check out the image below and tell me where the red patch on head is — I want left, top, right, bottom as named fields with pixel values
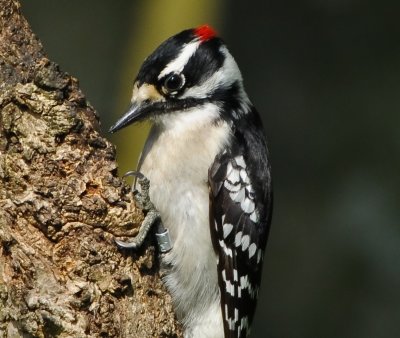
left=194, top=24, right=217, bottom=42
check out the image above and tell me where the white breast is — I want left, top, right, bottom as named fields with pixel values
left=138, top=104, right=230, bottom=336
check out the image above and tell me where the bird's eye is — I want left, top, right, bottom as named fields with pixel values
left=163, top=73, right=185, bottom=93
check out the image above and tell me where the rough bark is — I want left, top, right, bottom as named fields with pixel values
left=0, top=1, right=180, bottom=337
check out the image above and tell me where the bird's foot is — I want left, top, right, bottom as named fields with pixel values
left=115, top=171, right=172, bottom=253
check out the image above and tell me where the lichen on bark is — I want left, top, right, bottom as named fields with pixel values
left=0, top=0, right=180, bottom=337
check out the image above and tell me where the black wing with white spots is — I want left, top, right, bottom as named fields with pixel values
left=209, top=110, right=272, bottom=338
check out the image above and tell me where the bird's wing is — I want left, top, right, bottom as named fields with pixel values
left=209, top=146, right=272, bottom=338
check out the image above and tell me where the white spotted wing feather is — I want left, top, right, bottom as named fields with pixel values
left=209, top=148, right=272, bottom=338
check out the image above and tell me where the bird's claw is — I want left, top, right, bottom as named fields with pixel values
left=122, top=170, right=152, bottom=211
left=115, top=171, right=172, bottom=253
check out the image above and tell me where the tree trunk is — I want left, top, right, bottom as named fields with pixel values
left=0, top=1, right=180, bottom=337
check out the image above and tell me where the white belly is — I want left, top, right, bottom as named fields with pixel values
left=137, top=109, right=230, bottom=337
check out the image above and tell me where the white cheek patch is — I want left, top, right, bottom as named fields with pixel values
left=158, top=40, right=201, bottom=79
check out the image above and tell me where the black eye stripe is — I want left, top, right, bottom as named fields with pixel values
left=182, top=39, right=224, bottom=88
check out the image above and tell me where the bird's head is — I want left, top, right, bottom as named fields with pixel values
left=109, top=25, right=250, bottom=133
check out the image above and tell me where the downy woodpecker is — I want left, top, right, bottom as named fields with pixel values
left=110, top=25, right=272, bottom=338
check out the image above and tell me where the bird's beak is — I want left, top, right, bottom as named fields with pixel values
left=109, top=83, right=163, bottom=133
left=109, top=101, right=148, bottom=133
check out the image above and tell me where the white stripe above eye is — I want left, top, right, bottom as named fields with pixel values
left=158, top=40, right=201, bottom=79
left=180, top=46, right=245, bottom=100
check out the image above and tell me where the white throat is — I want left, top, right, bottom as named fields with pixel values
left=153, top=102, right=221, bottom=132
left=137, top=102, right=230, bottom=335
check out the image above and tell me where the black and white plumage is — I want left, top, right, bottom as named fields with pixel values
left=209, top=106, right=272, bottom=338
left=110, top=25, right=272, bottom=338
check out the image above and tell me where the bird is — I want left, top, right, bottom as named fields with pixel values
left=109, top=25, right=272, bottom=338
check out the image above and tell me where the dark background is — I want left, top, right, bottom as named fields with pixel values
left=21, top=1, right=400, bottom=337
